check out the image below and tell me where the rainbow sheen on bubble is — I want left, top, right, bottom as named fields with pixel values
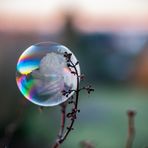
left=16, top=42, right=80, bottom=106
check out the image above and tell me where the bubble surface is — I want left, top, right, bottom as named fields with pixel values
left=16, top=42, right=80, bottom=106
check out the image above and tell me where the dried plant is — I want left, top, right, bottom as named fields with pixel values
left=52, top=52, right=94, bottom=148
left=126, top=110, right=136, bottom=148
left=80, top=140, right=95, bottom=148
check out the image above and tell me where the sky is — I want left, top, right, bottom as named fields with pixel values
left=0, top=0, right=148, bottom=33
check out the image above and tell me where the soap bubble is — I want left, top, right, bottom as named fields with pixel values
left=16, top=42, right=80, bottom=107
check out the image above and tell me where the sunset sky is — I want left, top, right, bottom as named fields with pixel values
left=0, top=0, right=148, bottom=33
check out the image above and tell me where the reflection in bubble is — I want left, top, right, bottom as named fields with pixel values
left=16, top=42, right=80, bottom=106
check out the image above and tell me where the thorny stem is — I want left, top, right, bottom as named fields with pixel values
left=52, top=53, right=80, bottom=148
left=59, top=59, right=80, bottom=143
left=52, top=104, right=67, bottom=148
left=59, top=103, right=67, bottom=139
left=126, top=110, right=136, bottom=148
left=52, top=52, right=94, bottom=148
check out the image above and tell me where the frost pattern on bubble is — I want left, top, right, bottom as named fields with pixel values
left=39, top=52, right=66, bottom=76
left=31, top=53, right=66, bottom=100
left=16, top=42, right=80, bottom=107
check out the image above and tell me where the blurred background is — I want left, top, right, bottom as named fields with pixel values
left=0, top=0, right=148, bottom=147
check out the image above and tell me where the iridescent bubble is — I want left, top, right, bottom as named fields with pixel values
left=16, top=42, right=80, bottom=106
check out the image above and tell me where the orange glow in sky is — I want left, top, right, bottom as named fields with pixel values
left=0, top=0, right=148, bottom=33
